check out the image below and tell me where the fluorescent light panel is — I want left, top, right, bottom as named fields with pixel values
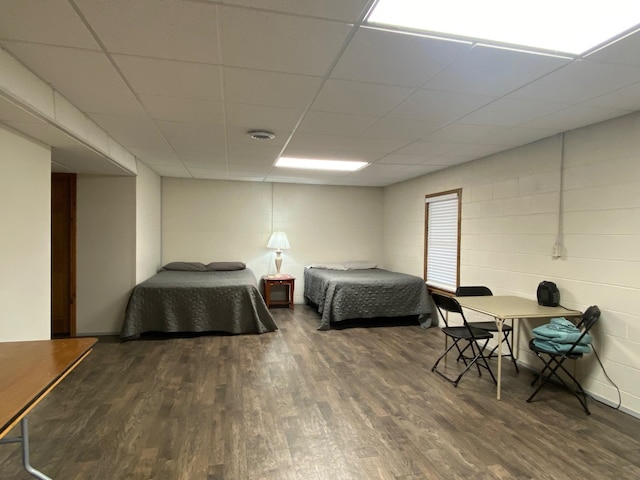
left=276, top=157, right=368, bottom=171
left=367, top=0, right=640, bottom=55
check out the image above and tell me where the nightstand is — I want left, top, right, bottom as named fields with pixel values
left=262, top=275, right=295, bottom=310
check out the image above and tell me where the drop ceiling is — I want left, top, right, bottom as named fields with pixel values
left=1, top=0, right=640, bottom=186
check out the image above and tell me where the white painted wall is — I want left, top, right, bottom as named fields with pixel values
left=76, top=175, right=136, bottom=335
left=383, top=111, right=640, bottom=417
left=162, top=178, right=384, bottom=303
left=0, top=126, right=51, bottom=341
left=135, top=160, right=162, bottom=283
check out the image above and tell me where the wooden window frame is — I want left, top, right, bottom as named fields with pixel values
left=424, top=188, right=461, bottom=295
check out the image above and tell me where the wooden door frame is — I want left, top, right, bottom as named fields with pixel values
left=52, top=173, right=77, bottom=337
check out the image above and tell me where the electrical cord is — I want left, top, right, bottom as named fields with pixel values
left=590, top=341, right=622, bottom=410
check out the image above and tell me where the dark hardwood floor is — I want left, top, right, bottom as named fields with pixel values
left=2, top=305, right=639, bottom=479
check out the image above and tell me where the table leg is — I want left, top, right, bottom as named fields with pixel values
left=0, top=417, right=52, bottom=480
left=496, top=318, right=503, bottom=400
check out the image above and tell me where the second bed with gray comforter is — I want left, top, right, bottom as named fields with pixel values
left=304, top=267, right=432, bottom=330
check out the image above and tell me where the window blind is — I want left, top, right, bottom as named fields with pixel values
left=426, top=194, right=459, bottom=291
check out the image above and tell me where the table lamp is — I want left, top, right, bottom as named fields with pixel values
left=267, top=231, right=290, bottom=276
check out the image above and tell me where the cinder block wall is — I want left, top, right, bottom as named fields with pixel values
left=383, top=111, right=640, bottom=417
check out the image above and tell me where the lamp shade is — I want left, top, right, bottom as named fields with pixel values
left=267, top=232, right=290, bottom=250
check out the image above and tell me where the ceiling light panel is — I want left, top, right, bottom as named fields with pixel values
left=276, top=157, right=369, bottom=171
left=367, top=0, right=640, bottom=55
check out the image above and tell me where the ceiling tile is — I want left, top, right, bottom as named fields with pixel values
left=156, top=121, right=227, bottom=151
left=361, top=117, right=442, bottom=140
left=389, top=89, right=496, bottom=123
left=182, top=157, right=227, bottom=169
left=481, top=126, right=562, bottom=146
left=422, top=124, right=506, bottom=143
left=375, top=153, right=432, bottom=165
left=225, top=103, right=303, bottom=131
left=139, top=94, right=225, bottom=124
left=423, top=44, right=570, bottom=96
left=342, top=136, right=410, bottom=154
left=224, top=67, right=322, bottom=109
left=220, top=6, right=352, bottom=75
left=0, top=0, right=99, bottom=49
left=447, top=143, right=509, bottom=158
left=76, top=0, right=220, bottom=63
left=458, top=98, right=569, bottom=126
left=228, top=163, right=271, bottom=175
left=586, top=30, right=640, bottom=67
left=523, top=104, right=632, bottom=131
left=509, top=59, right=640, bottom=104
left=114, top=55, right=223, bottom=100
left=175, top=147, right=227, bottom=163
left=227, top=141, right=281, bottom=158
left=88, top=113, right=167, bottom=147
left=2, top=42, right=129, bottom=99
left=220, top=0, right=370, bottom=22
left=60, top=86, right=148, bottom=117
left=312, top=79, right=414, bottom=116
left=395, top=141, right=461, bottom=156
left=583, top=81, right=640, bottom=110
left=285, top=132, right=353, bottom=152
left=127, top=146, right=181, bottom=166
left=331, top=27, right=470, bottom=87
left=226, top=154, right=276, bottom=166
left=187, top=168, right=230, bottom=181
left=298, top=110, right=378, bottom=136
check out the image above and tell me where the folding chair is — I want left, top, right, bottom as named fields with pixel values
left=456, top=286, right=519, bottom=372
left=527, top=305, right=601, bottom=414
left=431, top=293, right=497, bottom=387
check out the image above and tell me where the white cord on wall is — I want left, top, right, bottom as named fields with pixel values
left=552, top=132, right=565, bottom=259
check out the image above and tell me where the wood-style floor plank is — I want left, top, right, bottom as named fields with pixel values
left=1, top=305, right=639, bottom=479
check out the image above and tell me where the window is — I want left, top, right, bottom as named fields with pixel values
left=425, top=189, right=461, bottom=292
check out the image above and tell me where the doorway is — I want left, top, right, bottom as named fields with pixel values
left=51, top=173, right=76, bottom=337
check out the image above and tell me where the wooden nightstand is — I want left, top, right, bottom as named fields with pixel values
left=262, top=275, right=295, bottom=309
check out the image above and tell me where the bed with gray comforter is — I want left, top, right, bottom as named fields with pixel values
left=304, top=266, right=432, bottom=330
left=121, top=267, right=277, bottom=340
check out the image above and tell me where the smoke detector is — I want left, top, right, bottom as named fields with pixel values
left=248, top=130, right=275, bottom=140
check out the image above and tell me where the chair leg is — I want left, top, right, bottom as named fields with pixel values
left=486, top=331, right=519, bottom=372
left=477, top=343, right=497, bottom=385
left=527, top=354, right=591, bottom=415
left=433, top=339, right=496, bottom=387
left=432, top=340, right=462, bottom=373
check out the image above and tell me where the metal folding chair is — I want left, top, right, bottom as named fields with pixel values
left=456, top=286, right=519, bottom=372
left=431, top=293, right=497, bottom=387
left=527, top=305, right=601, bottom=414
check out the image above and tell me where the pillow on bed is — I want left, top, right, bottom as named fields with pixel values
left=206, top=261, right=246, bottom=271
left=162, top=261, right=207, bottom=271
left=344, top=261, right=378, bottom=270
left=306, top=263, right=348, bottom=270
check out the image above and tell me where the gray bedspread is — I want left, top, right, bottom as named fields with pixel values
left=304, top=268, right=432, bottom=330
left=121, top=269, right=277, bottom=339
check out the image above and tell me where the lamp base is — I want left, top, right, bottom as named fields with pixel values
left=274, top=250, right=283, bottom=276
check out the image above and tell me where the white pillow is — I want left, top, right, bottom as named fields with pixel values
left=344, top=261, right=378, bottom=270
left=306, top=263, right=348, bottom=270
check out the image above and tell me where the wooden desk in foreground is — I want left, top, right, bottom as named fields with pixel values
left=454, top=296, right=581, bottom=400
left=0, top=337, right=97, bottom=479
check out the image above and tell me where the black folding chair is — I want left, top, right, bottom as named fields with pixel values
left=527, top=305, right=601, bottom=414
left=431, top=293, right=497, bottom=387
left=455, top=286, right=519, bottom=372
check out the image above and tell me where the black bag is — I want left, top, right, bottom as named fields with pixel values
left=537, top=281, right=560, bottom=307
